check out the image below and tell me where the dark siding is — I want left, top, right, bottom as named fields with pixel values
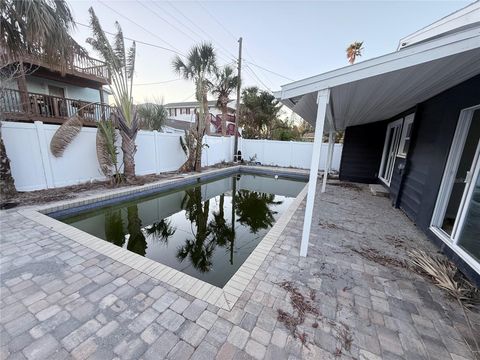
left=338, top=75, right=480, bottom=284
left=389, top=157, right=405, bottom=203
left=339, top=120, right=389, bottom=183
left=400, top=75, right=480, bottom=230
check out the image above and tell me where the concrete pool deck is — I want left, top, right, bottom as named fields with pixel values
left=1, top=167, right=479, bottom=359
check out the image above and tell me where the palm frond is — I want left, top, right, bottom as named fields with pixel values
left=137, top=102, right=167, bottom=131
left=113, top=21, right=126, bottom=68
left=96, top=118, right=118, bottom=176
left=50, top=116, right=83, bottom=157
left=126, top=42, right=136, bottom=80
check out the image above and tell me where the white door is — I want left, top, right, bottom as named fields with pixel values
left=379, top=119, right=403, bottom=186
left=431, top=105, right=480, bottom=272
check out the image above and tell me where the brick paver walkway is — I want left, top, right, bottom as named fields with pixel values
left=1, top=180, right=478, bottom=359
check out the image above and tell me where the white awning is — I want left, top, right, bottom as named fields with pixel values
left=277, top=26, right=480, bottom=131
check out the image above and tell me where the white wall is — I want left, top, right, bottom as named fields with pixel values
left=2, top=121, right=342, bottom=192
left=2, top=121, right=233, bottom=191
left=239, top=138, right=342, bottom=171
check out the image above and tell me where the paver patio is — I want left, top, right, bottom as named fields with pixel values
left=1, top=175, right=479, bottom=360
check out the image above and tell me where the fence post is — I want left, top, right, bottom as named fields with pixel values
left=34, top=121, right=55, bottom=188
left=153, top=131, right=160, bottom=174
left=290, top=141, right=295, bottom=167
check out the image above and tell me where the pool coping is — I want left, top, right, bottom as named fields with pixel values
left=18, top=165, right=309, bottom=310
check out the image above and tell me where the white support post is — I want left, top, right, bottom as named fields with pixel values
left=300, top=89, right=330, bottom=257
left=321, top=131, right=335, bottom=193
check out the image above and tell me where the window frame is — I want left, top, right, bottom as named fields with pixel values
left=397, top=113, right=415, bottom=158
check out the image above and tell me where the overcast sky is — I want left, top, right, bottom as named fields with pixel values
left=68, top=0, right=470, bottom=104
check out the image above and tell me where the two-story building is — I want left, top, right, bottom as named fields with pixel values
left=1, top=47, right=111, bottom=125
left=164, top=100, right=238, bottom=135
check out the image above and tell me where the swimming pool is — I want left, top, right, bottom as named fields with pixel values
left=55, top=173, right=306, bottom=287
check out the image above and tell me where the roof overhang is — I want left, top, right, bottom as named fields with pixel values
left=278, top=26, right=480, bottom=131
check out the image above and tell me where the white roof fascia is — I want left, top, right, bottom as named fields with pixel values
left=279, top=26, right=480, bottom=101
left=398, top=1, right=480, bottom=49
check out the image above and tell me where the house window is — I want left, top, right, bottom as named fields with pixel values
left=186, top=108, right=190, bottom=114
left=398, top=114, right=415, bottom=158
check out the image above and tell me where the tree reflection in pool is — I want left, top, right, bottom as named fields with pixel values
left=61, top=174, right=305, bottom=287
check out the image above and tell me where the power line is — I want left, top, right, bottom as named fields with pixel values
left=164, top=1, right=237, bottom=63
left=197, top=1, right=237, bottom=42
left=244, top=64, right=272, bottom=93
left=134, top=78, right=183, bottom=86
left=136, top=0, right=198, bottom=44
left=98, top=0, right=185, bottom=56
left=244, top=61, right=294, bottom=81
left=75, top=21, right=184, bottom=56
left=195, top=2, right=288, bottom=88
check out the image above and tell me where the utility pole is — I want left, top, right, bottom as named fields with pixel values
left=233, top=37, right=242, bottom=162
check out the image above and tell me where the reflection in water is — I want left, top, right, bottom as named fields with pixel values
left=177, top=187, right=215, bottom=272
left=62, top=174, right=304, bottom=287
left=126, top=205, right=147, bottom=257
left=235, top=190, right=282, bottom=234
left=145, top=219, right=176, bottom=244
left=104, top=210, right=126, bottom=247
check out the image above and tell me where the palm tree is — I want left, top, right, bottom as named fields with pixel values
left=212, top=66, right=238, bottom=136
left=87, top=7, right=138, bottom=181
left=145, top=219, right=176, bottom=244
left=126, top=205, right=147, bottom=256
left=235, top=190, right=282, bottom=234
left=177, top=187, right=215, bottom=272
left=0, top=0, right=78, bottom=199
left=346, top=41, right=364, bottom=64
left=104, top=210, right=126, bottom=247
left=137, top=102, right=168, bottom=131
left=172, top=44, right=216, bottom=171
left=1, top=0, right=81, bottom=67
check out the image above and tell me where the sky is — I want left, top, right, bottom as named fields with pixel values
left=67, top=0, right=470, bottom=105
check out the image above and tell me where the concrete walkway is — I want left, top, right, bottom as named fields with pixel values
left=1, top=180, right=478, bottom=359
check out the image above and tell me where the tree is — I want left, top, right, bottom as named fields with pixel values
left=239, top=87, right=281, bottom=139
left=235, top=190, right=282, bottom=234
left=172, top=43, right=216, bottom=171
left=212, top=65, right=238, bottom=136
left=346, top=41, right=364, bottom=64
left=137, top=102, right=168, bottom=131
left=0, top=0, right=77, bottom=199
left=87, top=7, right=138, bottom=181
left=1, top=0, right=82, bottom=68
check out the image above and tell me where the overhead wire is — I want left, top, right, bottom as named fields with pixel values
left=98, top=0, right=185, bottom=56
left=75, top=21, right=184, bottom=56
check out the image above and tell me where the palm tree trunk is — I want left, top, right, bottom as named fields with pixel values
left=121, top=132, right=136, bottom=180
left=0, top=124, right=16, bottom=199
left=203, top=94, right=210, bottom=136
left=221, top=107, right=227, bottom=136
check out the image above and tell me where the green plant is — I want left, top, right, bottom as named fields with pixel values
left=96, top=117, right=121, bottom=183
left=172, top=43, right=217, bottom=171
left=212, top=65, right=238, bottom=136
left=137, top=101, right=168, bottom=131
left=87, top=7, right=138, bottom=181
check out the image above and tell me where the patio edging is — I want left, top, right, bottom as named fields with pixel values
left=18, top=166, right=309, bottom=311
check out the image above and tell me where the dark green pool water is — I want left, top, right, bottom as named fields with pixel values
left=60, top=173, right=305, bottom=287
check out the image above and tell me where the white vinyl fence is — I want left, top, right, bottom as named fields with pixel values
left=1, top=121, right=234, bottom=191
left=2, top=121, right=342, bottom=191
left=239, top=138, right=342, bottom=170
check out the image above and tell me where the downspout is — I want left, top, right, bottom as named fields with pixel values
left=394, top=104, right=421, bottom=208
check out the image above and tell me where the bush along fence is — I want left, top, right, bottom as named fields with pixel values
left=2, top=121, right=342, bottom=191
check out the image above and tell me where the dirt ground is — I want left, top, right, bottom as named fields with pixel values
left=0, top=162, right=234, bottom=209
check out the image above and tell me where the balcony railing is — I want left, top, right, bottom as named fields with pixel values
left=1, top=88, right=113, bottom=124
left=1, top=49, right=110, bottom=83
